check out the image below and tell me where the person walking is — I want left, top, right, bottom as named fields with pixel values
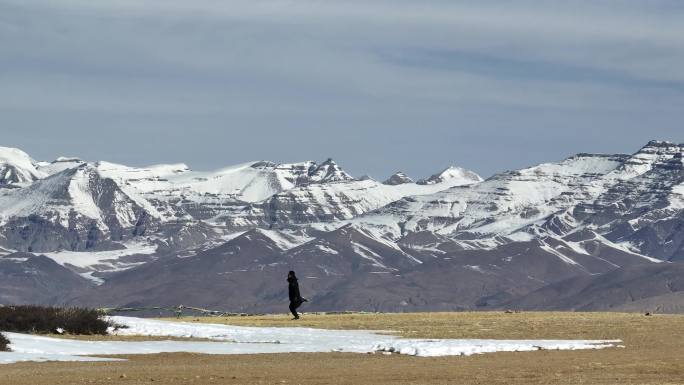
left=287, top=271, right=306, bottom=320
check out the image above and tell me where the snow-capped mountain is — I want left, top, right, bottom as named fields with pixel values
left=0, top=163, right=159, bottom=253
left=1, top=140, right=684, bottom=313
left=0, top=147, right=45, bottom=186
left=358, top=153, right=630, bottom=238
left=417, top=166, right=483, bottom=186
left=0, top=150, right=480, bottom=256
left=383, top=171, right=414, bottom=185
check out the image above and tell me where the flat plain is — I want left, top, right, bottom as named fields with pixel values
left=2, top=312, right=683, bottom=385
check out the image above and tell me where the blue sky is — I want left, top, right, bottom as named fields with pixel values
left=1, top=1, right=683, bottom=179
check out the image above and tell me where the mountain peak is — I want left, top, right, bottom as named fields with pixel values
left=307, top=158, right=354, bottom=183
left=417, top=166, right=483, bottom=186
left=54, top=156, right=84, bottom=163
left=0, top=146, right=43, bottom=185
left=383, top=171, right=414, bottom=185
left=250, top=161, right=278, bottom=169
left=615, top=140, right=684, bottom=178
left=0, top=146, right=32, bottom=161
left=644, top=140, right=681, bottom=148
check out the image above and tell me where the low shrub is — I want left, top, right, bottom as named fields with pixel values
left=0, top=305, right=111, bottom=335
left=0, top=332, right=9, bottom=351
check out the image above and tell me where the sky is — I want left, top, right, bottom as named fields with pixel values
left=1, top=0, right=683, bottom=180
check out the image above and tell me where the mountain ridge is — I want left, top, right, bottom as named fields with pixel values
left=1, top=140, right=683, bottom=313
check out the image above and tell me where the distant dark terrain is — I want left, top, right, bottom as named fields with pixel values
left=1, top=141, right=683, bottom=313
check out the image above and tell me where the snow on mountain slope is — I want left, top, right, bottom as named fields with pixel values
left=94, top=159, right=379, bottom=227
left=3, top=141, right=683, bottom=308
left=261, top=170, right=483, bottom=226
left=0, top=146, right=484, bottom=232
left=418, top=166, right=483, bottom=185
left=672, top=183, right=684, bottom=209
left=6, top=142, right=684, bottom=312
left=96, top=161, right=190, bottom=185
left=0, top=166, right=76, bottom=224
left=384, top=171, right=414, bottom=185
left=179, top=161, right=311, bottom=202
left=97, top=159, right=349, bottom=204
left=563, top=144, right=684, bottom=260
left=0, top=147, right=45, bottom=186
left=608, top=140, right=683, bottom=179
left=0, top=164, right=158, bottom=252
left=0, top=147, right=487, bottom=267
left=42, top=240, right=159, bottom=284
left=0, top=147, right=487, bottom=260
left=249, top=228, right=314, bottom=251
left=307, top=158, right=355, bottom=183
left=350, top=141, right=684, bottom=277
left=36, top=157, right=86, bottom=176
left=359, top=153, right=628, bottom=239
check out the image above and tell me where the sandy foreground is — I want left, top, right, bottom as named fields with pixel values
left=1, top=312, right=684, bottom=385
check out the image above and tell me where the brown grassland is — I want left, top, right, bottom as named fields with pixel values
left=2, top=312, right=684, bottom=385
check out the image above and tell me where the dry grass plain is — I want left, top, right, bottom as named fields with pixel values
left=2, top=312, right=684, bottom=385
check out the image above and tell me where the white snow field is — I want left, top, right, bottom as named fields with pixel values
left=0, top=316, right=621, bottom=364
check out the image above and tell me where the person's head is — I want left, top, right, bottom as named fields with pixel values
left=288, top=270, right=296, bottom=279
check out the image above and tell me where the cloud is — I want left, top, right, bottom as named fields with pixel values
left=0, top=1, right=682, bottom=177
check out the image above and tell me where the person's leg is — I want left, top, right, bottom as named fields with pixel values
left=289, top=302, right=299, bottom=319
left=294, top=301, right=302, bottom=319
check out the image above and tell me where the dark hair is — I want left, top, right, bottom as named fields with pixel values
left=288, top=270, right=296, bottom=276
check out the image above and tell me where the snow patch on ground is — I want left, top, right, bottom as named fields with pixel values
left=0, top=317, right=620, bottom=364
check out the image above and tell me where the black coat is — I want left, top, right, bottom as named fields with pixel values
left=288, top=277, right=301, bottom=302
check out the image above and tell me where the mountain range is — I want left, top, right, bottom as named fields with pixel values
left=1, top=140, right=683, bottom=313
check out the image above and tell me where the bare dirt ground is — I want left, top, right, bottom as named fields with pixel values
left=2, top=312, right=684, bottom=385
